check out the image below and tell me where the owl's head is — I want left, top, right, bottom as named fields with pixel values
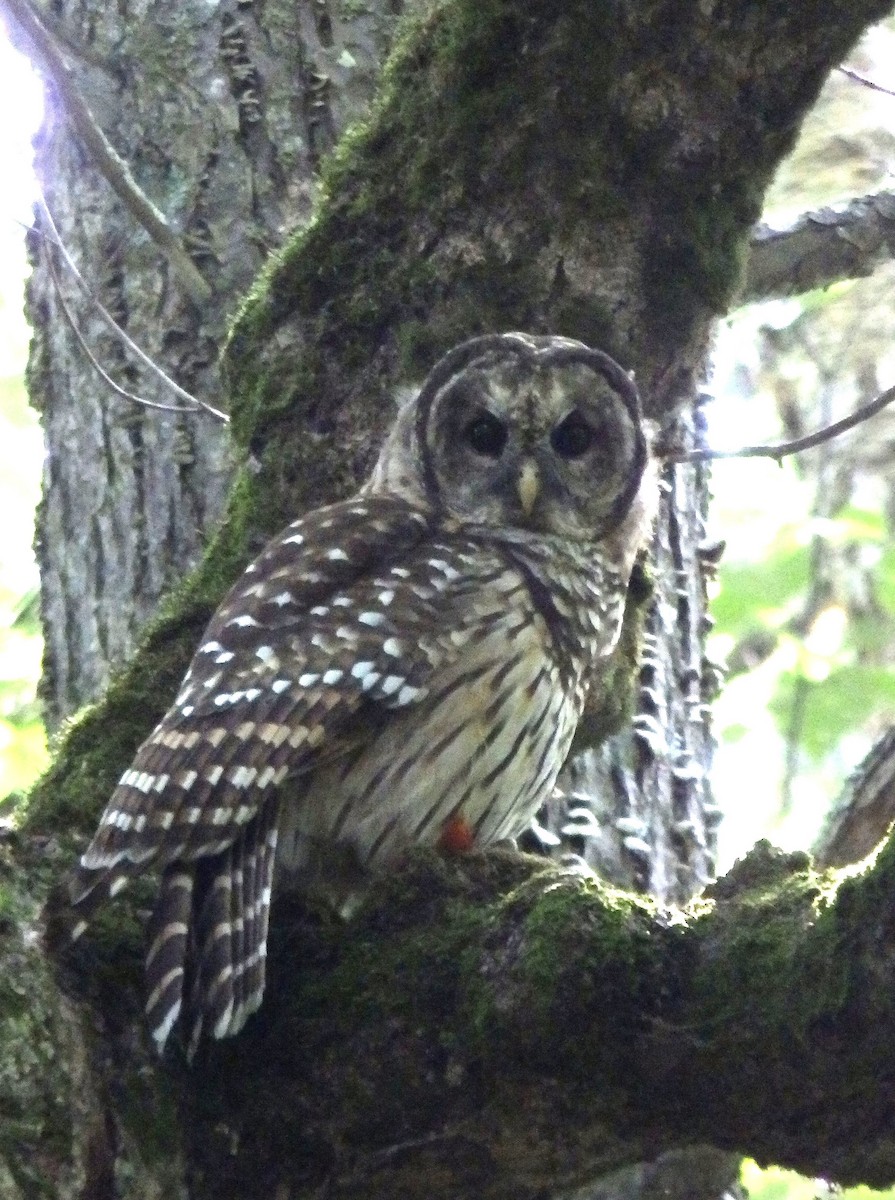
left=370, top=333, right=651, bottom=544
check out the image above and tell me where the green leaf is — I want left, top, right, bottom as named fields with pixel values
left=878, top=544, right=895, bottom=619
left=0, top=718, right=48, bottom=797
left=712, top=544, right=811, bottom=637
left=742, top=1161, right=895, bottom=1200
left=770, top=666, right=895, bottom=761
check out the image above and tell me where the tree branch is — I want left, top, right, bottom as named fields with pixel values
left=667, top=382, right=895, bottom=464
left=838, top=64, right=895, bottom=98
left=29, top=837, right=895, bottom=1198
left=815, top=727, right=895, bottom=867
left=45, top=238, right=226, bottom=419
left=1, top=0, right=213, bottom=306
left=742, top=191, right=895, bottom=305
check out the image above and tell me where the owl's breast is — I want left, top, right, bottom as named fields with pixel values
left=276, top=577, right=587, bottom=898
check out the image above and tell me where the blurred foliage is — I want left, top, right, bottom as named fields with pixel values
left=710, top=31, right=895, bottom=1199
left=0, top=218, right=47, bottom=802
left=711, top=496, right=895, bottom=767
left=742, top=1161, right=895, bottom=1200
left=0, top=369, right=47, bottom=798
left=708, top=16, right=895, bottom=875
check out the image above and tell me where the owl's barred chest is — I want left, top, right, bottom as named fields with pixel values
left=277, top=536, right=624, bottom=887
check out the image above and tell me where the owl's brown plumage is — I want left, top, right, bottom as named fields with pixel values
left=71, top=333, right=657, bottom=1055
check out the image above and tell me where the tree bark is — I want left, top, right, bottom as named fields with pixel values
left=7, top=0, right=895, bottom=1196
left=21, top=0, right=404, bottom=727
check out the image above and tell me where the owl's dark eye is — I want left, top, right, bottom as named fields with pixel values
left=551, top=410, right=597, bottom=459
left=464, top=412, right=508, bottom=458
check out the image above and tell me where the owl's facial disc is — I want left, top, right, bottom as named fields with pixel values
left=424, top=355, right=644, bottom=540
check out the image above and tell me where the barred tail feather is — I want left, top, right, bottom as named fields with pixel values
left=186, top=802, right=278, bottom=1058
left=145, top=865, right=195, bottom=1055
left=186, top=852, right=235, bottom=1059
left=75, top=802, right=279, bottom=1058
left=231, top=829, right=250, bottom=1036
left=231, top=805, right=262, bottom=1036
left=237, top=802, right=278, bottom=1035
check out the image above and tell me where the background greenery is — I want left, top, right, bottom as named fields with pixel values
left=0, top=174, right=46, bottom=803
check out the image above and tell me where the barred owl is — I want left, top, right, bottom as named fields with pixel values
left=70, top=332, right=657, bottom=1056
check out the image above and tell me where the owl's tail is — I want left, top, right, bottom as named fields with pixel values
left=147, top=801, right=280, bottom=1060
left=70, top=803, right=279, bottom=1058
left=144, top=863, right=195, bottom=1054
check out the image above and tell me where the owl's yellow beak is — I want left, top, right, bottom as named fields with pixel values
left=517, top=460, right=540, bottom=516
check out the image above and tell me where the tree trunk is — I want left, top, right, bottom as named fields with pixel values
left=25, top=0, right=404, bottom=726
left=6, top=0, right=895, bottom=1196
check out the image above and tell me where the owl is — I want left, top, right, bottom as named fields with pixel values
left=70, top=332, right=657, bottom=1056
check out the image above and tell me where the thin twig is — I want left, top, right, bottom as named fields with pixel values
left=838, top=65, right=895, bottom=99
left=34, top=201, right=229, bottom=424
left=46, top=247, right=213, bottom=417
left=667, top=383, right=895, bottom=465
left=1, top=0, right=212, bottom=306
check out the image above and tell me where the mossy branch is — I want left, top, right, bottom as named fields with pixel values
left=743, top=191, right=895, bottom=304
left=178, top=836, right=895, bottom=1198
left=25, top=834, right=895, bottom=1199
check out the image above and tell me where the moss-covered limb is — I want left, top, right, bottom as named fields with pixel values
left=0, top=832, right=186, bottom=1199
left=14, top=831, right=895, bottom=1197
left=170, top=850, right=666, bottom=1200
left=76, top=837, right=884, bottom=1199
left=665, top=838, right=895, bottom=1185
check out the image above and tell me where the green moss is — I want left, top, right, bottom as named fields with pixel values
left=803, top=832, right=895, bottom=1028
left=266, top=849, right=659, bottom=1093
left=500, top=873, right=658, bottom=1078
left=289, top=850, right=512, bottom=1034
left=24, top=596, right=213, bottom=839
left=689, top=842, right=825, bottom=1034
left=641, top=179, right=761, bottom=356
left=224, top=0, right=633, bottom=434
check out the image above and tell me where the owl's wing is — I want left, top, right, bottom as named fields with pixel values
left=75, top=494, right=491, bottom=884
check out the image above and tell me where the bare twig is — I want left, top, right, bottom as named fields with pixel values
left=780, top=675, right=809, bottom=819
left=838, top=65, right=895, bottom=99
left=0, top=0, right=212, bottom=306
left=34, top=201, right=228, bottom=423
left=45, top=247, right=216, bottom=418
left=667, top=383, right=895, bottom=465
